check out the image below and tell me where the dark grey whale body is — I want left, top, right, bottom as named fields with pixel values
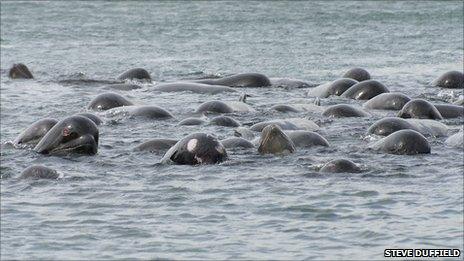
left=117, top=68, right=151, bottom=81
left=20, top=165, right=60, bottom=179
left=363, top=93, right=411, bottom=110
left=342, top=68, right=371, bottom=82
left=307, top=78, right=358, bottom=98
left=155, top=82, right=237, bottom=94
left=34, top=115, right=99, bottom=155
left=127, top=106, right=174, bottom=120
left=9, top=63, right=33, bottom=79
left=322, top=104, right=369, bottom=118
left=209, top=116, right=240, bottom=127
left=178, top=118, right=207, bottom=126
left=258, top=124, right=296, bottom=155
left=87, top=93, right=134, bottom=111
left=367, top=117, right=448, bottom=137
left=103, top=83, right=142, bottom=91
left=75, top=113, right=103, bottom=125
left=286, top=131, right=329, bottom=148
left=134, top=139, right=178, bottom=153
left=397, top=99, right=443, bottom=120
left=192, top=73, right=271, bottom=87
left=431, top=71, right=463, bottom=89
left=250, top=118, right=319, bottom=132
left=433, top=104, right=464, bottom=118
left=196, top=101, right=234, bottom=114
left=370, top=129, right=431, bottom=155
left=220, top=137, right=255, bottom=149
left=14, top=118, right=58, bottom=145
left=326, top=78, right=359, bottom=96
left=161, top=133, right=227, bottom=165
left=341, top=80, right=389, bottom=100
left=367, top=117, right=418, bottom=136
left=320, top=159, right=361, bottom=173
left=271, top=104, right=300, bottom=113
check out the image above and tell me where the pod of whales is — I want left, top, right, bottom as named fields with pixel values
left=320, top=159, right=361, bottom=173
left=431, top=71, right=464, bottom=89
left=34, top=115, right=99, bottom=155
left=9, top=65, right=462, bottom=175
left=370, top=129, right=431, bottom=155
left=341, top=80, right=389, bottom=100
left=342, top=67, right=371, bottom=82
left=258, top=124, right=296, bottom=155
left=88, top=93, right=134, bottom=111
left=161, top=133, right=227, bottom=165
left=397, top=99, right=443, bottom=120
left=363, top=93, right=411, bottom=110
left=9, top=63, right=34, bottom=79
left=192, top=73, right=271, bottom=87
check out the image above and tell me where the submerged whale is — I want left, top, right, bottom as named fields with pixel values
left=320, top=159, right=361, bottom=173
left=155, top=82, right=237, bottom=94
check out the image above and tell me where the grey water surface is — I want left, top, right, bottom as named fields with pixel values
left=1, top=1, right=463, bottom=260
